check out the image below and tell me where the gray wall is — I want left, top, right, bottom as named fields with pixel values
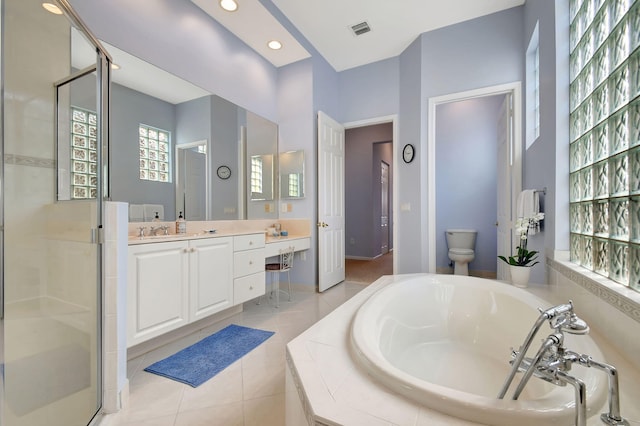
left=522, top=0, right=570, bottom=284
left=345, top=123, right=393, bottom=259
left=435, top=95, right=505, bottom=273
left=110, top=84, right=176, bottom=216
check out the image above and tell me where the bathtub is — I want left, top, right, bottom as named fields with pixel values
left=350, top=274, right=608, bottom=426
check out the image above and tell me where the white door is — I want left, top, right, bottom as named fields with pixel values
left=496, top=94, right=513, bottom=281
left=318, top=111, right=346, bottom=292
left=381, top=161, right=390, bottom=254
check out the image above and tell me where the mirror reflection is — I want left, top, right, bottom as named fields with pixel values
left=70, top=28, right=279, bottom=221
left=250, top=154, right=274, bottom=201
left=176, top=141, right=208, bottom=220
left=279, top=150, right=305, bottom=199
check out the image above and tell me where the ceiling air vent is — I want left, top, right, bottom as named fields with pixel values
left=350, top=21, right=371, bottom=36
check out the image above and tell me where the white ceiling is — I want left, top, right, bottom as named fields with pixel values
left=193, top=0, right=526, bottom=72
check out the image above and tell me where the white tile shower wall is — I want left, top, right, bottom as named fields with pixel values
left=547, top=259, right=640, bottom=370
left=103, top=202, right=129, bottom=413
left=3, top=0, right=70, bottom=304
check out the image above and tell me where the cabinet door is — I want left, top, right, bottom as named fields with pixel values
left=128, top=241, right=189, bottom=347
left=189, top=237, right=233, bottom=321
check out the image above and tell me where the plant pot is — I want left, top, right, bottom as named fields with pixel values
left=509, top=265, right=531, bottom=288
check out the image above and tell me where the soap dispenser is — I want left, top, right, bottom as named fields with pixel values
left=176, top=211, right=186, bottom=234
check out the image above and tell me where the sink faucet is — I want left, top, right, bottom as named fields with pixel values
left=137, top=226, right=146, bottom=238
left=148, top=225, right=170, bottom=236
left=498, top=301, right=629, bottom=426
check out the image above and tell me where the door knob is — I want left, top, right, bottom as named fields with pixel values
left=317, top=222, right=328, bottom=228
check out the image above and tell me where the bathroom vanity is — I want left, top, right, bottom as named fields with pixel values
left=126, top=219, right=311, bottom=348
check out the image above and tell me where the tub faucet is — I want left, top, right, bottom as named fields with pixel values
left=497, top=301, right=577, bottom=399
left=498, top=301, right=629, bottom=426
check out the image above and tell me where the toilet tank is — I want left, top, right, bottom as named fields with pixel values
left=445, top=229, right=477, bottom=250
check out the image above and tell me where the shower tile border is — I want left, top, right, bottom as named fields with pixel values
left=548, top=257, right=640, bottom=324
left=4, top=153, right=55, bottom=168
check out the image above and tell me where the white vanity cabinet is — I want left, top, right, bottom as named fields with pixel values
left=127, top=232, right=267, bottom=347
left=188, top=237, right=234, bottom=322
left=233, top=234, right=266, bottom=305
left=127, top=241, right=189, bottom=346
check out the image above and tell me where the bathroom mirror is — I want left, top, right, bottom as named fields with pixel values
left=245, top=111, right=279, bottom=220
left=279, top=150, right=305, bottom=199
left=71, top=30, right=280, bottom=221
left=176, top=140, right=208, bottom=220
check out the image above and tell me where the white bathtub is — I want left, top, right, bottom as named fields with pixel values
left=350, top=274, right=608, bottom=426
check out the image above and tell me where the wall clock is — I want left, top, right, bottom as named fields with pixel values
left=402, top=144, right=415, bottom=163
left=217, top=165, right=231, bottom=179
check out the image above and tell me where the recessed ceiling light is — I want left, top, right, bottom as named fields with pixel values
left=42, top=2, right=63, bottom=14
left=219, top=0, right=238, bottom=12
left=267, top=40, right=282, bottom=50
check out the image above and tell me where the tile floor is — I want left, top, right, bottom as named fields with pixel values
left=105, top=281, right=367, bottom=426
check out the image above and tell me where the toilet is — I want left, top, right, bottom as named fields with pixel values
left=445, top=229, right=477, bottom=276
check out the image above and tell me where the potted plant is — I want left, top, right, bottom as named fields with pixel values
left=498, top=213, right=544, bottom=287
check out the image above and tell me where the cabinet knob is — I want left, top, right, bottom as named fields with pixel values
left=191, top=247, right=196, bottom=253
left=249, top=241, right=253, bottom=245
left=183, top=248, right=189, bottom=253
left=249, top=261, right=253, bottom=265
left=249, top=286, right=253, bottom=290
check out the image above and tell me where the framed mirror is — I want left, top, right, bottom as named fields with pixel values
left=176, top=140, right=208, bottom=220
left=279, top=150, right=305, bottom=199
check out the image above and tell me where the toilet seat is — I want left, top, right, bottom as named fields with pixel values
left=449, top=248, right=474, bottom=256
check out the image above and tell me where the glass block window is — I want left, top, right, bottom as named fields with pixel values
left=569, top=0, right=640, bottom=292
left=288, top=173, right=301, bottom=198
left=139, top=124, right=170, bottom=182
left=71, top=106, right=98, bottom=199
left=251, top=156, right=263, bottom=194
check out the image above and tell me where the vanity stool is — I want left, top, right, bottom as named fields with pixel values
left=259, top=246, right=295, bottom=308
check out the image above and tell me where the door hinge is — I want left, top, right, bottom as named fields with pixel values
left=91, top=226, right=105, bottom=244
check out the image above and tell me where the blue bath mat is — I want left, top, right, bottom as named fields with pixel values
left=144, top=324, right=274, bottom=387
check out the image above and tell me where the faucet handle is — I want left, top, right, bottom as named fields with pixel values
left=137, top=226, right=146, bottom=237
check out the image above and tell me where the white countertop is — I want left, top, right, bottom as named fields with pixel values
left=128, top=231, right=310, bottom=246
left=286, top=274, right=640, bottom=426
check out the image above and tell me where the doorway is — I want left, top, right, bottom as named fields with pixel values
left=427, top=82, right=522, bottom=277
left=343, top=119, right=396, bottom=284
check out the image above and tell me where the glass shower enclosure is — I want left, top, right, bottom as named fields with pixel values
left=1, top=0, right=111, bottom=425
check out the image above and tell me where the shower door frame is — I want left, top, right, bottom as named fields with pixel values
left=54, top=2, right=113, bottom=423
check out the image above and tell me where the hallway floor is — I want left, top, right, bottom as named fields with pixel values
left=345, top=251, right=393, bottom=283
left=104, top=281, right=367, bottom=426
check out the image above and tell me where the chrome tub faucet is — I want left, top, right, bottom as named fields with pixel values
left=497, top=301, right=629, bottom=426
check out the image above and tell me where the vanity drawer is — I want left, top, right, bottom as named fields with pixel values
left=233, top=248, right=265, bottom=278
left=234, top=233, right=265, bottom=251
left=234, top=272, right=266, bottom=305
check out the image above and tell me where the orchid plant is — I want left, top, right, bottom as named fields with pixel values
left=498, top=213, right=545, bottom=267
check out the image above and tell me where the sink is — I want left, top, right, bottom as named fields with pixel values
left=130, top=234, right=180, bottom=240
